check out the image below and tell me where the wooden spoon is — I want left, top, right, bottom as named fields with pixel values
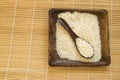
left=57, top=18, right=95, bottom=59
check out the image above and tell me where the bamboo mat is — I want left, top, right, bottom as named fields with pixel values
left=0, top=0, right=120, bottom=80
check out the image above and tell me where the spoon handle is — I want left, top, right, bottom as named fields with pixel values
left=57, top=18, right=78, bottom=40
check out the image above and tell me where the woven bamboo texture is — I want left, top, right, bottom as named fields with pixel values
left=0, top=0, right=120, bottom=80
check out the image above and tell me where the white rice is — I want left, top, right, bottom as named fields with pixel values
left=56, top=11, right=101, bottom=62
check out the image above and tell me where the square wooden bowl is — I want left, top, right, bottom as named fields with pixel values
left=48, top=8, right=110, bottom=67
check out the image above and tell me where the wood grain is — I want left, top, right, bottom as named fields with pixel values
left=0, top=0, right=120, bottom=80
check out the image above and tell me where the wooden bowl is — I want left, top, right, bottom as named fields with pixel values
left=48, top=8, right=110, bottom=66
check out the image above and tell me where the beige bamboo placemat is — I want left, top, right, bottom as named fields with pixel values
left=0, top=0, right=120, bottom=80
